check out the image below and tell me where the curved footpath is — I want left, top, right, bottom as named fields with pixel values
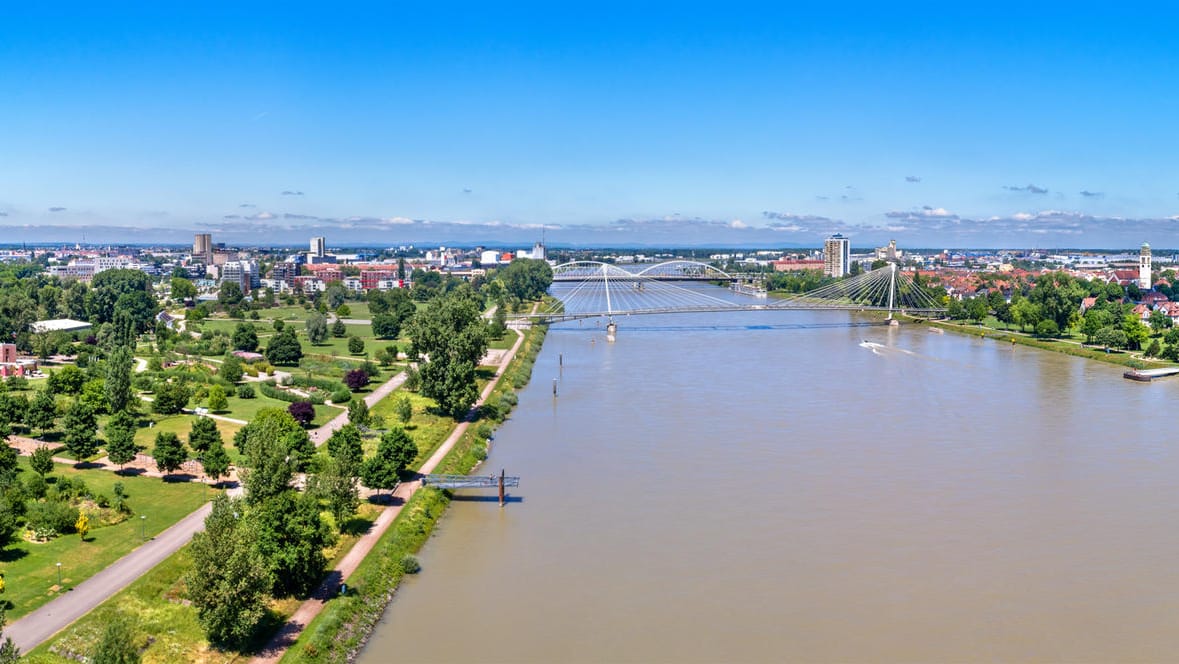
left=5, top=366, right=409, bottom=654
left=250, top=326, right=527, bottom=664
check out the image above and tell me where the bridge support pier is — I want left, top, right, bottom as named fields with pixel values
left=606, top=320, right=617, bottom=342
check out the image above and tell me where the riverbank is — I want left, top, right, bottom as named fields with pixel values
left=910, top=315, right=1176, bottom=371
left=281, top=322, right=549, bottom=663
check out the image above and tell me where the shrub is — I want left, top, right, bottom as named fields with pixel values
left=25, top=473, right=47, bottom=500
left=26, top=500, right=80, bottom=537
left=400, top=554, right=421, bottom=574
left=237, top=384, right=256, bottom=399
left=288, top=401, right=315, bottom=427
left=348, top=336, right=365, bottom=354
left=344, top=369, right=370, bottom=392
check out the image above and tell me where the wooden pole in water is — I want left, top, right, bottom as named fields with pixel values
left=498, top=469, right=505, bottom=507
left=553, top=378, right=558, bottom=396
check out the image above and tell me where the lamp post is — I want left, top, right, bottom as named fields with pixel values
left=56, top=562, right=61, bottom=586
left=140, top=514, right=146, bottom=541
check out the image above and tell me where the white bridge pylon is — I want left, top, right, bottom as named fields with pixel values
left=522, top=261, right=945, bottom=323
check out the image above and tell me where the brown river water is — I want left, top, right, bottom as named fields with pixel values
left=360, top=301, right=1179, bottom=663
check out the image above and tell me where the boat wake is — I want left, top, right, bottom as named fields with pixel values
left=859, top=340, right=917, bottom=357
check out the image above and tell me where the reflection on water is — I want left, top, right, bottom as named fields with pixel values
left=360, top=307, right=1179, bottom=663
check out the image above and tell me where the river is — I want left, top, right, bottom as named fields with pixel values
left=360, top=296, right=1179, bottom=663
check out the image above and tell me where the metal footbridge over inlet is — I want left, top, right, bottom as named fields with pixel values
left=510, top=260, right=946, bottom=325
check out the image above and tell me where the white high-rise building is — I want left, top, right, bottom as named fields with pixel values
left=823, top=234, right=851, bottom=277
left=310, top=236, right=326, bottom=258
left=1140, top=241, right=1152, bottom=290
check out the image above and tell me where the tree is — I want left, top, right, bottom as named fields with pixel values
left=105, top=346, right=135, bottom=413
left=371, top=313, right=401, bottom=339
left=63, top=401, right=100, bottom=460
left=237, top=408, right=312, bottom=502
left=265, top=327, right=303, bottom=366
left=305, top=313, right=328, bottom=345
left=348, top=335, right=365, bottom=354
left=104, top=410, right=140, bottom=469
left=206, top=384, right=228, bottom=412
left=0, top=607, right=20, bottom=663
left=90, top=612, right=139, bottom=664
left=288, top=401, right=315, bottom=427
left=1122, top=315, right=1151, bottom=350
left=75, top=513, right=90, bottom=540
left=30, top=444, right=54, bottom=476
left=1081, top=308, right=1115, bottom=343
left=232, top=322, right=259, bottom=352
left=966, top=297, right=989, bottom=324
left=361, top=427, right=417, bottom=498
left=310, top=456, right=359, bottom=531
left=151, top=381, right=190, bottom=415
left=1149, top=309, right=1173, bottom=334
left=220, top=353, right=243, bottom=384
left=186, top=496, right=271, bottom=649
left=347, top=398, right=370, bottom=427
left=88, top=269, right=156, bottom=328
left=218, top=281, right=244, bottom=306
left=326, top=424, right=364, bottom=468
left=1146, top=338, right=1162, bottom=357
left=325, top=284, right=347, bottom=309
left=28, top=389, right=58, bottom=436
left=1034, top=319, right=1059, bottom=338
left=406, top=293, right=489, bottom=418
left=394, top=395, right=413, bottom=425
left=497, top=258, right=553, bottom=301
left=344, top=369, right=370, bottom=392
left=170, top=276, right=197, bottom=302
left=1094, top=325, right=1127, bottom=350
left=250, top=490, right=336, bottom=596
left=331, top=319, right=347, bottom=338
left=201, top=439, right=231, bottom=485
left=47, top=365, right=85, bottom=395
left=152, top=431, right=187, bottom=475
left=188, top=415, right=222, bottom=453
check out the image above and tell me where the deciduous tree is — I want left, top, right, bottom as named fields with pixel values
left=152, top=431, right=187, bottom=476
left=406, top=293, right=489, bottom=418
left=63, top=401, right=100, bottom=460
left=186, top=496, right=271, bottom=649
left=104, top=410, right=140, bottom=469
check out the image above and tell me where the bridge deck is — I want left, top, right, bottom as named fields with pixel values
left=422, top=474, right=521, bottom=490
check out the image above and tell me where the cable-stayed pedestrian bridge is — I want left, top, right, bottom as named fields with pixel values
left=512, top=260, right=946, bottom=324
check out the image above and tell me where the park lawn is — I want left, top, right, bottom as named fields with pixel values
left=24, top=501, right=388, bottom=663
left=22, top=546, right=236, bottom=664
left=368, top=390, right=454, bottom=467
left=299, top=324, right=382, bottom=357
left=1, top=457, right=214, bottom=620
left=118, top=413, right=243, bottom=458
left=336, top=302, right=373, bottom=320
left=487, top=333, right=515, bottom=350
left=201, top=394, right=342, bottom=429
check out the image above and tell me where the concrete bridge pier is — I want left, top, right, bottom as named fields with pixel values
left=606, top=320, right=617, bottom=342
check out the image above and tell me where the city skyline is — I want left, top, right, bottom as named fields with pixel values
left=4, top=4, right=1179, bottom=247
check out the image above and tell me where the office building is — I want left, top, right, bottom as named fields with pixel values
left=310, top=236, right=326, bottom=258
left=823, top=234, right=851, bottom=277
left=193, top=233, right=213, bottom=264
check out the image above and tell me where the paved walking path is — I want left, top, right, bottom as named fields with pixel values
left=250, top=327, right=527, bottom=663
left=309, top=368, right=407, bottom=446
left=2, top=366, right=411, bottom=654
left=5, top=485, right=241, bottom=653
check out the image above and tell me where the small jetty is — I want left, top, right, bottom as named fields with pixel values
left=422, top=469, right=520, bottom=506
left=1123, top=367, right=1179, bottom=382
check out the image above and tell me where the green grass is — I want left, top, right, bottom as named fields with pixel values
left=368, top=391, right=455, bottom=466
left=192, top=392, right=342, bottom=427
left=919, top=317, right=1175, bottom=369
left=1, top=457, right=214, bottom=621
left=22, top=545, right=235, bottom=664
left=298, top=324, right=381, bottom=357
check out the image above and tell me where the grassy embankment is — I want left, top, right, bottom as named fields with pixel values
left=913, top=315, right=1175, bottom=370
left=22, top=320, right=549, bottom=663
left=282, top=323, right=548, bottom=664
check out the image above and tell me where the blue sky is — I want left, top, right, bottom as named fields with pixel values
left=3, top=3, right=1179, bottom=248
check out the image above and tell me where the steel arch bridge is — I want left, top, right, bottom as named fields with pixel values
left=550, top=260, right=738, bottom=282
left=512, top=261, right=946, bottom=324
